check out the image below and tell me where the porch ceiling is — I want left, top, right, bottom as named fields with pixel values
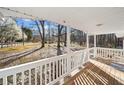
left=1, top=7, right=124, bottom=35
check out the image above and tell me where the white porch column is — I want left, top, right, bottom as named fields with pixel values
left=67, top=26, right=71, bottom=72
left=123, top=39, right=124, bottom=49
left=67, top=27, right=71, bottom=54
left=59, top=26, right=71, bottom=84
left=87, top=33, right=89, bottom=60
left=94, top=34, right=96, bottom=58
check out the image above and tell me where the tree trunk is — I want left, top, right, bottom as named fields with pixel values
left=64, top=26, right=67, bottom=47
left=35, top=20, right=43, bottom=48
left=0, top=37, right=4, bottom=48
left=57, top=25, right=64, bottom=55
left=40, top=20, right=45, bottom=48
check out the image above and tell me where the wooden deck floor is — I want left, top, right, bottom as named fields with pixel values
left=64, top=62, right=122, bottom=85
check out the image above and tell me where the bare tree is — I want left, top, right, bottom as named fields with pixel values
left=57, top=24, right=64, bottom=55
left=64, top=26, right=67, bottom=47
left=35, top=20, right=43, bottom=47
left=40, top=20, right=45, bottom=48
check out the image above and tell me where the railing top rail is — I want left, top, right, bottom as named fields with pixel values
left=0, top=53, right=67, bottom=74
left=96, top=47, right=124, bottom=51
left=0, top=49, right=87, bottom=78
left=0, top=48, right=89, bottom=85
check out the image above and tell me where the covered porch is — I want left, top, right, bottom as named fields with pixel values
left=0, top=7, right=124, bottom=85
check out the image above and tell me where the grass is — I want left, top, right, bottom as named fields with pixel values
left=0, top=42, right=86, bottom=53
left=0, top=43, right=40, bottom=52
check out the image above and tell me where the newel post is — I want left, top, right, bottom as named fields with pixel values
left=59, top=26, right=71, bottom=85
left=123, top=39, right=124, bottom=49
left=94, top=34, right=97, bottom=58
left=87, top=33, right=89, bottom=60
left=67, top=26, right=71, bottom=72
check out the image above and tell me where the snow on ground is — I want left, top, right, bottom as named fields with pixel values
left=0, top=43, right=86, bottom=69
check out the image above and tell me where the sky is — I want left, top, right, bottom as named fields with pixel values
left=15, top=18, right=58, bottom=36
left=16, top=18, right=40, bottom=35
left=16, top=18, right=52, bottom=35
left=16, top=18, right=36, bottom=28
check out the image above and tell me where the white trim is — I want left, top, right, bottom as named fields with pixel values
left=87, top=33, right=89, bottom=60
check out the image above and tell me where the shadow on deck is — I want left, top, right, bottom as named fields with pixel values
left=64, top=62, right=122, bottom=85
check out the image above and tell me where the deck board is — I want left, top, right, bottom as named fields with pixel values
left=64, top=62, right=122, bottom=85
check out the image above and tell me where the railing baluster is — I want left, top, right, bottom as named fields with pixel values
left=29, top=69, right=31, bottom=85
left=100, top=49, right=101, bottom=57
left=107, top=49, right=109, bottom=58
left=35, top=67, right=37, bottom=85
left=53, top=62, right=55, bottom=81
left=45, top=64, right=47, bottom=85
left=109, top=49, right=111, bottom=59
left=104, top=49, right=105, bottom=57
left=59, top=60, right=61, bottom=77
left=120, top=51, right=122, bottom=57
left=103, top=49, right=105, bottom=58
left=98, top=49, right=100, bottom=57
left=122, top=51, right=124, bottom=57
left=99, top=48, right=100, bottom=57
left=101, top=49, right=103, bottom=57
left=62, top=59, right=64, bottom=75
left=110, top=50, right=111, bottom=58
left=22, top=72, right=24, bottom=85
left=102, top=48, right=103, bottom=58
left=66, top=58, right=68, bottom=73
left=3, top=76, right=7, bottom=85
left=13, top=74, right=16, bottom=85
left=49, top=63, right=51, bottom=83
left=56, top=61, right=58, bottom=79
left=40, top=66, right=42, bottom=85
left=63, top=59, right=65, bottom=74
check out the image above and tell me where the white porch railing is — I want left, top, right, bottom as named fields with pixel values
left=0, top=49, right=88, bottom=85
left=96, top=47, right=124, bottom=63
left=89, top=47, right=95, bottom=58
left=0, top=47, right=123, bottom=85
left=91, top=47, right=124, bottom=84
